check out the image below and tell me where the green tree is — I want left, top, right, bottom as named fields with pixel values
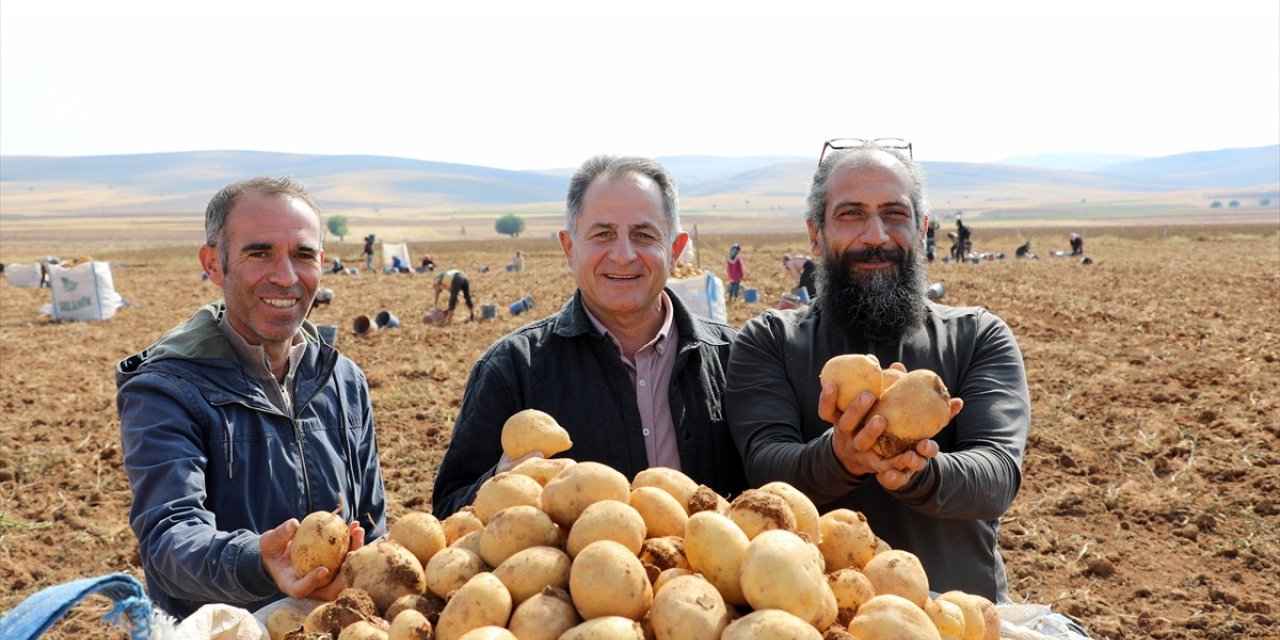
left=1229, top=200, right=1240, bottom=208
left=1210, top=201, right=1223, bottom=208
left=326, top=215, right=349, bottom=241
left=1262, top=199, right=1271, bottom=206
left=495, top=214, right=526, bottom=238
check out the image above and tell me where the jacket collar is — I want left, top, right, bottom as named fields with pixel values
left=553, top=288, right=731, bottom=351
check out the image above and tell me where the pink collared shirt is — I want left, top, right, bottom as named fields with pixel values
left=584, top=292, right=683, bottom=471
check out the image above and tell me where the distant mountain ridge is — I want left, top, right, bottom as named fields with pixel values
left=1, top=145, right=1276, bottom=218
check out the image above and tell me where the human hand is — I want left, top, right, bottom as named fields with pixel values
left=261, top=519, right=366, bottom=601
left=496, top=450, right=544, bottom=474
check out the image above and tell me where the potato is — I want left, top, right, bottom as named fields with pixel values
left=291, top=504, right=349, bottom=583
left=339, top=620, right=390, bottom=640
left=342, top=541, right=427, bottom=613
left=648, top=574, right=731, bottom=640
left=638, top=536, right=689, bottom=577
left=818, top=509, right=877, bottom=572
left=739, top=529, right=835, bottom=628
left=492, top=545, right=571, bottom=604
left=388, top=609, right=433, bottom=640
left=651, top=567, right=695, bottom=594
left=265, top=605, right=307, bottom=640
left=869, top=369, right=953, bottom=457
left=630, top=467, right=698, bottom=513
left=629, top=486, right=688, bottom=539
left=727, top=489, right=797, bottom=539
left=451, top=529, right=485, bottom=557
left=862, top=549, right=930, bottom=608
left=424, top=546, right=486, bottom=599
left=390, top=512, right=447, bottom=568
left=303, top=601, right=366, bottom=636
left=558, top=616, right=646, bottom=640
left=820, top=354, right=883, bottom=411
left=456, top=627, right=517, bottom=640
left=882, top=367, right=907, bottom=390
left=507, top=586, right=580, bottom=640
left=479, top=504, right=560, bottom=567
left=925, top=597, right=967, bottom=640
left=541, top=461, right=631, bottom=528
left=683, top=511, right=749, bottom=606
left=567, top=499, right=646, bottom=557
left=720, top=609, right=822, bottom=640
left=501, top=409, right=573, bottom=459
left=473, top=472, right=544, bottom=524
left=434, top=572, right=513, bottom=640
left=847, top=594, right=941, bottom=640
left=510, top=456, right=576, bottom=486
left=385, top=593, right=444, bottom=629
left=569, top=540, right=653, bottom=621
left=828, top=567, right=876, bottom=626
left=442, top=507, right=484, bottom=545
left=935, top=591, right=999, bottom=640
left=758, top=481, right=821, bottom=543
left=686, top=484, right=729, bottom=515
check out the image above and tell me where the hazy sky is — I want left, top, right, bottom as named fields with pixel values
left=2, top=0, right=1277, bottom=171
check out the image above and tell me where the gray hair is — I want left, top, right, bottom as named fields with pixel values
left=565, top=155, right=679, bottom=236
left=805, top=143, right=930, bottom=231
left=205, top=176, right=321, bottom=265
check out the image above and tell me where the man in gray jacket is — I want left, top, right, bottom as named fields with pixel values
left=726, top=140, right=1030, bottom=602
left=117, top=177, right=386, bottom=618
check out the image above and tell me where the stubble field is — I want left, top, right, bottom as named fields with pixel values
left=0, top=224, right=1277, bottom=639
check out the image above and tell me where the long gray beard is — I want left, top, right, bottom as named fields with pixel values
left=816, top=245, right=928, bottom=343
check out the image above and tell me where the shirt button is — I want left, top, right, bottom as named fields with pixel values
left=639, top=379, right=647, bottom=388
left=642, top=428, right=651, bottom=437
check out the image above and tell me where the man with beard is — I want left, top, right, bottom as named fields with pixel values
left=725, top=141, right=1030, bottom=603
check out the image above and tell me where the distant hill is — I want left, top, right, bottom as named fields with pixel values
left=995, top=153, right=1145, bottom=172
left=1096, top=146, right=1280, bottom=188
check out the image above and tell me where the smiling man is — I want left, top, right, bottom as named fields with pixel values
left=432, top=155, right=747, bottom=517
left=116, top=177, right=386, bottom=618
left=725, top=141, right=1031, bottom=603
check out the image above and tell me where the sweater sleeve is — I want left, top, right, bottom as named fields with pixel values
left=890, top=312, right=1030, bottom=520
left=430, top=353, right=515, bottom=518
left=726, top=314, right=868, bottom=504
left=117, top=373, right=277, bottom=608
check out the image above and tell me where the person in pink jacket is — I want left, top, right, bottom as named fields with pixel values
left=726, top=243, right=745, bottom=302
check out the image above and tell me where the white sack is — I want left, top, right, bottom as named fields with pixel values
left=668, top=271, right=727, bottom=323
left=6, top=263, right=43, bottom=288
left=46, top=261, right=125, bottom=321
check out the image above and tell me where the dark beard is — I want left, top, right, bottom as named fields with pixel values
left=816, top=244, right=928, bottom=343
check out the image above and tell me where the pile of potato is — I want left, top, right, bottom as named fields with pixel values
left=272, top=409, right=1000, bottom=640
left=669, top=262, right=703, bottom=279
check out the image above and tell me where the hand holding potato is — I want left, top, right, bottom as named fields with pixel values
left=262, top=517, right=366, bottom=602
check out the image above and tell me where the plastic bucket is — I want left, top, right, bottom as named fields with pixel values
left=793, top=287, right=811, bottom=303
left=481, top=304, right=498, bottom=319
left=375, top=310, right=400, bottom=329
left=743, top=288, right=760, bottom=303
left=509, top=295, right=535, bottom=316
left=352, top=315, right=376, bottom=335
left=927, top=283, right=945, bottom=301
left=778, top=293, right=803, bottom=310
left=422, top=309, right=447, bottom=325
left=316, top=324, right=339, bottom=345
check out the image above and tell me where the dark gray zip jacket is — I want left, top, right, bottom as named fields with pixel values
left=432, top=289, right=748, bottom=517
left=115, top=302, right=386, bottom=619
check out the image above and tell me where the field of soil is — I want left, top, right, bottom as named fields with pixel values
left=1, top=224, right=1277, bottom=639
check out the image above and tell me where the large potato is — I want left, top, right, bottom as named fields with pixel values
left=338, top=620, right=390, bottom=640
left=558, top=616, right=646, bottom=640
left=424, top=546, right=486, bottom=599
left=935, top=591, right=1000, bottom=640
left=925, top=598, right=967, bottom=640
left=758, top=481, right=821, bottom=543
left=265, top=606, right=307, bottom=640
left=648, top=574, right=731, bottom=640
left=869, top=369, right=953, bottom=457
left=473, top=472, right=544, bottom=524
left=541, top=461, right=631, bottom=528
left=478, top=504, right=560, bottom=567
left=388, top=609, right=433, bottom=640
left=510, top=457, right=576, bottom=486
left=726, top=489, right=797, bottom=540
left=861, top=549, right=930, bottom=608
left=720, top=609, right=822, bottom=640
left=828, top=567, right=876, bottom=626
left=739, top=529, right=836, bottom=628
left=818, top=509, right=877, bottom=571
left=390, top=512, right=447, bottom=568
left=683, top=511, right=749, bottom=606
left=638, top=536, right=689, bottom=577
left=567, top=499, right=646, bottom=557
left=629, top=486, right=688, bottom=539
left=847, top=594, right=941, bottom=640
left=569, top=540, right=653, bottom=621
left=442, top=507, right=485, bottom=545
left=630, top=467, right=698, bottom=513
left=686, top=484, right=729, bottom=515
left=434, top=572, right=513, bottom=640
left=507, top=587, right=580, bottom=640
left=492, top=545, right=572, bottom=604
left=501, top=409, right=573, bottom=459
left=342, top=541, right=427, bottom=613
left=820, top=354, right=883, bottom=411
left=291, top=506, right=349, bottom=584
left=456, top=628, right=516, bottom=640
left=385, top=593, right=444, bottom=629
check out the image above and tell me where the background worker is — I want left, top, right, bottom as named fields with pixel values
left=432, top=267, right=475, bottom=323
left=726, top=243, right=745, bottom=302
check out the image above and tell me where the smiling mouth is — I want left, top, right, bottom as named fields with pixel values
left=264, top=298, right=298, bottom=308
left=604, top=274, right=641, bottom=281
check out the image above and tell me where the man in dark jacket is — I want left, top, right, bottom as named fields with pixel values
left=116, top=177, right=386, bottom=619
left=433, top=155, right=747, bottom=516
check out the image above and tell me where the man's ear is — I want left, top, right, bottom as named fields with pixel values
left=806, top=218, right=821, bottom=254
left=558, top=229, right=574, bottom=267
left=198, top=245, right=225, bottom=286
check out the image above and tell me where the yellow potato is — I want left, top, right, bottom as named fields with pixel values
left=683, top=511, right=749, bottom=606
left=389, top=512, right=447, bottom=568
left=492, top=545, right=572, bottom=604
left=472, top=472, right=544, bottom=524
left=558, top=616, right=646, bottom=640
left=456, top=627, right=516, bottom=640
left=869, top=369, right=953, bottom=457
left=507, top=587, right=580, bottom=640
left=629, top=486, right=688, bottom=539
left=501, top=409, right=573, bottom=460
left=727, top=489, right=797, bottom=540
left=478, top=504, right=560, bottom=567
left=686, top=484, right=730, bottom=515
left=424, top=546, right=486, bottom=599
left=291, top=505, right=349, bottom=583
left=265, top=606, right=307, bottom=640
left=541, top=461, right=630, bottom=528
left=342, top=541, right=427, bottom=613
left=881, top=367, right=907, bottom=390
left=648, top=574, right=731, bottom=640
left=739, top=529, right=835, bottom=628
left=926, top=597, right=967, bottom=640
left=385, top=594, right=443, bottom=632
left=817, top=509, right=877, bottom=572
left=434, top=572, right=513, bottom=640
left=758, top=481, right=821, bottom=543
left=861, top=549, right=930, bottom=608
left=510, top=457, right=577, bottom=486
left=828, top=567, right=876, bottom=627
left=847, top=594, right=941, bottom=640
left=638, top=536, right=690, bottom=577
left=631, top=467, right=699, bottom=513
left=441, top=507, right=484, bottom=545
left=820, top=354, right=883, bottom=411
left=338, top=620, right=390, bottom=640
left=388, top=609, right=433, bottom=640
left=566, top=499, right=646, bottom=557
left=936, top=591, right=999, bottom=640
left=720, top=609, right=823, bottom=640
left=569, top=540, right=653, bottom=621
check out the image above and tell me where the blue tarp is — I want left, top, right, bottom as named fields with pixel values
left=0, top=573, right=153, bottom=640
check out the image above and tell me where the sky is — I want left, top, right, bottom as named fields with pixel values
left=2, top=0, right=1278, bottom=171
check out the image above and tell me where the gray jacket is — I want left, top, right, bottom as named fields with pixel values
left=115, top=302, right=386, bottom=618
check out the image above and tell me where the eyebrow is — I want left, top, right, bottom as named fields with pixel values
left=238, top=241, right=320, bottom=254
left=833, top=198, right=912, bottom=210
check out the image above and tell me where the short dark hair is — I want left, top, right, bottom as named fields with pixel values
left=205, top=176, right=321, bottom=264
left=805, top=143, right=929, bottom=231
left=565, top=155, right=679, bottom=236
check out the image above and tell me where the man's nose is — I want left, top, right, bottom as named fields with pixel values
left=609, top=237, right=638, bottom=261
left=267, top=255, right=299, bottom=285
left=861, top=216, right=890, bottom=245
